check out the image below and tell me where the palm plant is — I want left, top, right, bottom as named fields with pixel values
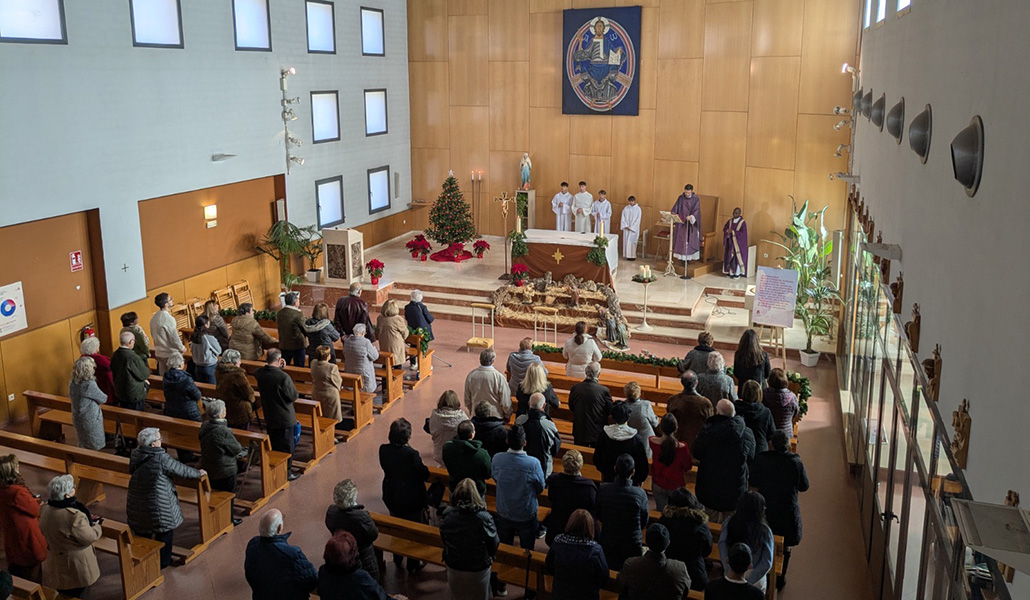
left=257, top=220, right=318, bottom=291
left=766, top=198, right=841, bottom=353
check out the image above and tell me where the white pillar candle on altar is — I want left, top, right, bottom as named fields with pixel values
left=599, top=220, right=604, bottom=237
left=516, top=216, right=522, bottom=233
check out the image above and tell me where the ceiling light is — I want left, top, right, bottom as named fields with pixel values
left=833, top=119, right=852, bottom=131
left=886, top=98, right=906, bottom=144
left=288, top=155, right=305, bottom=166
left=951, top=116, right=985, bottom=197
left=834, top=144, right=851, bottom=158
left=842, top=63, right=859, bottom=77
left=281, top=67, right=297, bottom=77
left=909, top=104, right=932, bottom=164
left=282, top=109, right=297, bottom=121
left=286, top=133, right=304, bottom=147
left=281, top=97, right=300, bottom=106
left=833, top=106, right=851, bottom=116
left=871, top=94, right=886, bottom=130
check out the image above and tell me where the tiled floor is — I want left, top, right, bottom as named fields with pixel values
left=14, top=315, right=876, bottom=600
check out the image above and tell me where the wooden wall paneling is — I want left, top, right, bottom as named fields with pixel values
left=616, top=0, right=658, bottom=7
left=701, top=1, right=753, bottom=112
left=654, top=59, right=703, bottom=161
left=488, top=0, right=529, bottom=62
left=650, top=159, right=699, bottom=255
left=698, top=111, right=747, bottom=219
left=528, top=107, right=571, bottom=228
left=488, top=151, right=526, bottom=236
left=2, top=320, right=72, bottom=420
left=449, top=0, right=488, bottom=16
left=409, top=62, right=450, bottom=148
left=569, top=115, right=613, bottom=157
left=657, top=0, right=706, bottom=59
left=794, top=114, right=850, bottom=233
left=449, top=105, right=490, bottom=190
left=101, top=297, right=153, bottom=351
left=529, top=12, right=563, bottom=108
left=0, top=343, right=7, bottom=422
left=611, top=109, right=656, bottom=208
left=67, top=310, right=97, bottom=360
left=798, top=0, right=859, bottom=114
left=448, top=15, right=490, bottom=106
left=183, top=268, right=229, bottom=303
left=489, top=62, right=530, bottom=152
left=746, top=56, right=801, bottom=170
left=84, top=209, right=108, bottom=310
left=569, top=155, right=612, bottom=204
left=411, top=148, right=452, bottom=205
left=743, top=166, right=796, bottom=268
left=221, top=253, right=280, bottom=310
left=751, top=0, right=804, bottom=57
left=571, top=0, right=614, bottom=9
left=636, top=7, right=659, bottom=110
left=408, top=0, right=449, bottom=61
left=530, top=0, right=570, bottom=12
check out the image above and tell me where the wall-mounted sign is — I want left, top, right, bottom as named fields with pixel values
left=70, top=250, right=83, bottom=272
left=0, top=282, right=28, bottom=338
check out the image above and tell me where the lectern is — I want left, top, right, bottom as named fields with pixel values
left=323, top=228, right=364, bottom=286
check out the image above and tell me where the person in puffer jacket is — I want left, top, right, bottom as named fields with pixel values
left=304, top=303, right=341, bottom=364
left=440, top=479, right=499, bottom=600
left=659, top=488, right=713, bottom=592
left=162, top=352, right=202, bottom=422
left=592, top=402, right=649, bottom=486
left=324, top=479, right=380, bottom=581
left=505, top=337, right=543, bottom=391
left=126, top=428, right=205, bottom=568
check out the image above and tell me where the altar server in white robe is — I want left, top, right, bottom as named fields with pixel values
left=591, top=190, right=612, bottom=236
left=572, top=181, right=594, bottom=233
left=620, top=195, right=642, bottom=260
left=551, top=182, right=573, bottom=231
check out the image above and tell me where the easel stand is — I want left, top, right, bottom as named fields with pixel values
left=757, top=325, right=788, bottom=370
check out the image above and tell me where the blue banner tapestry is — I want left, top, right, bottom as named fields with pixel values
left=562, top=6, right=641, bottom=116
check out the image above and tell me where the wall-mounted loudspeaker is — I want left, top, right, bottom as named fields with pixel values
left=909, top=105, right=932, bottom=164
left=871, top=94, right=886, bottom=131
left=886, top=98, right=905, bottom=144
left=861, top=90, right=873, bottom=119
left=951, top=115, right=984, bottom=197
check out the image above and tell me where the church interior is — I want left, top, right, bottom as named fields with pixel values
left=0, top=1, right=1026, bottom=599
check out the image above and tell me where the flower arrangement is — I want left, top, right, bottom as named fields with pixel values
left=473, top=240, right=491, bottom=258
left=405, top=235, right=432, bottom=260
left=587, top=235, right=609, bottom=266
left=508, top=230, right=528, bottom=258
left=366, top=258, right=385, bottom=285
left=511, top=263, right=528, bottom=286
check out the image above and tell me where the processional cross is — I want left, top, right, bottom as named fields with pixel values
left=494, top=191, right=515, bottom=280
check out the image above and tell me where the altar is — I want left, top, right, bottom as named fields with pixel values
left=514, top=229, right=619, bottom=287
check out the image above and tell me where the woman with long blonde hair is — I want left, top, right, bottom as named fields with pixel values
left=515, top=363, right=560, bottom=416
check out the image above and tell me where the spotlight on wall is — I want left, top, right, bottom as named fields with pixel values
left=282, top=109, right=297, bottom=121
left=288, top=155, right=305, bottom=167
left=871, top=94, right=886, bottom=131
left=861, top=90, right=873, bottom=119
left=886, top=98, right=905, bottom=144
left=204, top=204, right=218, bottom=228
left=834, top=144, right=852, bottom=158
left=833, top=106, right=852, bottom=116
left=829, top=172, right=861, bottom=182
left=951, top=115, right=985, bottom=197
left=286, top=133, right=304, bottom=147
left=909, top=104, right=932, bottom=164
left=841, top=62, right=859, bottom=77
left=281, top=97, right=300, bottom=106
left=833, top=119, right=852, bottom=131
left=280, top=66, right=297, bottom=91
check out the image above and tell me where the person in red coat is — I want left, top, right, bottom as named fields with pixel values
left=80, top=336, right=117, bottom=405
left=0, top=455, right=48, bottom=581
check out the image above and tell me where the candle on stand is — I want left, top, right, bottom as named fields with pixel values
left=599, top=221, right=604, bottom=237
left=516, top=216, right=522, bottom=233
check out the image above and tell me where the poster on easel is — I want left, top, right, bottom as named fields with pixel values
left=752, top=266, right=799, bottom=329
left=0, top=281, right=28, bottom=338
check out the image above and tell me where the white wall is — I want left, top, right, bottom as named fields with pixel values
left=0, top=0, right=411, bottom=307
left=854, top=2, right=1030, bottom=593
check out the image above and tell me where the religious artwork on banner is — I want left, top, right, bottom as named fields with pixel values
left=562, top=7, right=641, bottom=115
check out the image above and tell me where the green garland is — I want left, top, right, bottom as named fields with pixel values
left=508, top=230, right=528, bottom=258
left=407, top=326, right=431, bottom=356
left=533, top=343, right=679, bottom=368
left=220, top=308, right=278, bottom=321
left=587, top=235, right=609, bottom=266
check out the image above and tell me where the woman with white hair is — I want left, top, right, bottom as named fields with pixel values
left=79, top=336, right=117, bottom=404
left=69, top=356, right=108, bottom=451
left=325, top=479, right=380, bottom=580
left=216, top=349, right=258, bottom=430
left=403, top=289, right=435, bottom=341
left=696, top=351, right=738, bottom=405
left=199, top=399, right=245, bottom=526
left=343, top=323, right=379, bottom=396
left=39, top=474, right=103, bottom=597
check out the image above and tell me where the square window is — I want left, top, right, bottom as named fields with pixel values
left=130, top=0, right=184, bottom=48
left=316, top=176, right=345, bottom=228
left=360, top=7, right=383, bottom=56
left=311, top=91, right=340, bottom=143
left=306, top=0, right=335, bottom=54
left=232, top=0, right=270, bottom=51
left=368, top=166, right=391, bottom=214
left=877, top=0, right=887, bottom=23
left=364, top=89, right=388, bottom=136
left=0, top=0, right=67, bottom=44
left=898, top=0, right=911, bottom=11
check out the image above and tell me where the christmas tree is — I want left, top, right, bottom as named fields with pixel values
left=424, top=173, right=477, bottom=246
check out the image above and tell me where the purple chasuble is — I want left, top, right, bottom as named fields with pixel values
left=672, top=192, right=702, bottom=258
left=723, top=217, right=748, bottom=275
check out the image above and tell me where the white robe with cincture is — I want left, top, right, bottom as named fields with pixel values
left=551, top=191, right=573, bottom=231
left=620, top=204, right=642, bottom=258
left=572, top=192, right=594, bottom=233
left=591, top=199, right=612, bottom=235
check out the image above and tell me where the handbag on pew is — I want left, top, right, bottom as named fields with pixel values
left=113, top=421, right=136, bottom=458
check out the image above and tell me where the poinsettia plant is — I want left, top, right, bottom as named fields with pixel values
left=365, top=258, right=385, bottom=278
left=473, top=240, right=490, bottom=257
left=405, top=235, right=432, bottom=257
left=511, top=263, right=528, bottom=285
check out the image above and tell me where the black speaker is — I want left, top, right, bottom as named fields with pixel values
left=909, top=104, right=932, bottom=164
left=886, top=98, right=905, bottom=144
left=871, top=94, right=886, bottom=130
left=951, top=115, right=984, bottom=197
left=861, top=90, right=873, bottom=119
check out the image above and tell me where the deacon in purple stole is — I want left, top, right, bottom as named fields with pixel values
left=672, top=184, right=702, bottom=267
left=723, top=207, right=748, bottom=278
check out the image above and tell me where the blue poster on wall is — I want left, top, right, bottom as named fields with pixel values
left=562, top=6, right=641, bottom=116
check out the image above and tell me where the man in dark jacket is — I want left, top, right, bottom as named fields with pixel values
left=443, top=421, right=493, bottom=497
left=691, top=399, right=756, bottom=520
left=543, top=450, right=597, bottom=546
left=245, top=509, right=318, bottom=600
left=749, top=430, right=809, bottom=590
left=333, top=282, right=375, bottom=342
left=568, top=362, right=613, bottom=447
left=276, top=292, right=307, bottom=367
left=253, top=349, right=300, bottom=480
left=595, top=454, right=649, bottom=570
left=403, top=289, right=434, bottom=341
left=515, top=393, right=562, bottom=478
left=592, top=401, right=648, bottom=486
left=471, top=401, right=508, bottom=457
left=111, top=330, right=150, bottom=411
left=127, top=427, right=205, bottom=568
left=659, top=488, right=713, bottom=592
left=704, top=543, right=764, bottom=600
left=617, top=523, right=691, bottom=599
left=198, top=399, right=244, bottom=526
left=325, top=479, right=380, bottom=581
left=665, top=370, right=714, bottom=447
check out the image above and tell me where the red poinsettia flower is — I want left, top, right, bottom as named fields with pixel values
left=366, top=259, right=385, bottom=277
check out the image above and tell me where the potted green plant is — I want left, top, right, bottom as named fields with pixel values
left=303, top=230, right=324, bottom=284
left=767, top=198, right=841, bottom=367
left=257, top=220, right=318, bottom=292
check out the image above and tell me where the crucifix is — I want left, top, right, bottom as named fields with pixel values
left=494, top=191, right=515, bottom=280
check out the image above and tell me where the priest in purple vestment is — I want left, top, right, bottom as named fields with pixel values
left=723, top=207, right=748, bottom=279
left=671, top=184, right=702, bottom=279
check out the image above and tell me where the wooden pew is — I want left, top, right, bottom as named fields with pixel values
left=11, top=576, right=60, bottom=600
left=23, top=391, right=289, bottom=516
left=97, top=520, right=166, bottom=600
left=403, top=332, right=434, bottom=389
